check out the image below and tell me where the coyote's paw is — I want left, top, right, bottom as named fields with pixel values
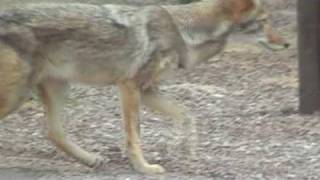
left=134, top=163, right=166, bottom=174
left=88, top=155, right=105, bottom=169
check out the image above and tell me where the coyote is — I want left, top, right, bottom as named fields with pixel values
left=0, top=0, right=289, bottom=174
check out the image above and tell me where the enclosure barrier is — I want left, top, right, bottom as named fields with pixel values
left=298, top=0, right=320, bottom=114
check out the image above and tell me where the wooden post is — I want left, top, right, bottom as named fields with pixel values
left=298, top=0, right=320, bottom=114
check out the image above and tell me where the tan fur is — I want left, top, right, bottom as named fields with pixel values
left=0, top=43, right=31, bottom=118
left=0, top=0, right=288, bottom=174
left=229, top=0, right=256, bottom=22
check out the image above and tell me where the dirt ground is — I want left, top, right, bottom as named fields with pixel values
left=2, top=1, right=319, bottom=180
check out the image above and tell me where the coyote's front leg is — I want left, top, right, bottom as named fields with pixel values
left=118, top=80, right=165, bottom=174
left=141, top=88, right=186, bottom=122
left=141, top=88, right=198, bottom=158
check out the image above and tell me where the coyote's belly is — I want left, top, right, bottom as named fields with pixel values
left=43, top=40, right=136, bottom=85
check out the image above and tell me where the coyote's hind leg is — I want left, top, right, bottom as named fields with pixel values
left=38, top=78, right=104, bottom=168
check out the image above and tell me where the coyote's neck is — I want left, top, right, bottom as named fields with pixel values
left=163, top=1, right=234, bottom=68
left=164, top=1, right=233, bottom=44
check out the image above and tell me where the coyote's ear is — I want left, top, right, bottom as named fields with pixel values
left=230, top=0, right=255, bottom=23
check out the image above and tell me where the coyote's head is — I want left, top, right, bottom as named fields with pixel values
left=226, top=0, right=290, bottom=50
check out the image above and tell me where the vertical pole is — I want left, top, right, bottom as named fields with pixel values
left=298, top=0, right=320, bottom=114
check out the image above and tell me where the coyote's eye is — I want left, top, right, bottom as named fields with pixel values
left=256, top=13, right=269, bottom=24
left=238, top=20, right=263, bottom=34
left=257, top=18, right=267, bottom=24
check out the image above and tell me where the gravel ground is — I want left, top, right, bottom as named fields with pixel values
left=1, top=1, right=317, bottom=180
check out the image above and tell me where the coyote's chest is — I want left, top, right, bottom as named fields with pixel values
left=133, top=50, right=180, bottom=90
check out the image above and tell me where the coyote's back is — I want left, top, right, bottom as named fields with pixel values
left=0, top=3, right=184, bottom=85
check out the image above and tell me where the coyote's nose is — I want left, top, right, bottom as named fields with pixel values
left=283, top=43, right=290, bottom=48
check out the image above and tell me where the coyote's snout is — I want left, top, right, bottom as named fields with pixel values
left=234, top=0, right=290, bottom=50
left=260, top=18, right=290, bottom=50
left=0, top=0, right=288, bottom=174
